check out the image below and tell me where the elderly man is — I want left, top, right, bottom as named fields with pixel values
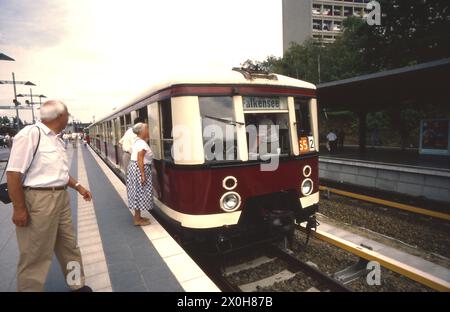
left=6, top=100, right=93, bottom=292
left=119, top=117, right=144, bottom=173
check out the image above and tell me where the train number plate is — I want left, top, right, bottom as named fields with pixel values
left=299, top=137, right=309, bottom=153
left=300, top=136, right=315, bottom=153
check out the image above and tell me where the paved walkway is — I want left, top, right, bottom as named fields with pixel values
left=0, top=144, right=218, bottom=292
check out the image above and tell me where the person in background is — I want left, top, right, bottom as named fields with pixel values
left=62, top=132, right=69, bottom=149
left=6, top=100, right=93, bottom=292
left=5, top=133, right=11, bottom=148
left=126, top=123, right=153, bottom=226
left=119, top=117, right=144, bottom=174
left=326, top=129, right=338, bottom=154
left=71, top=132, right=77, bottom=148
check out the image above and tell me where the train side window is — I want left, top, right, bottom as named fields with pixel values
left=125, top=113, right=132, bottom=129
left=199, top=96, right=237, bottom=161
left=294, top=97, right=312, bottom=137
left=120, top=116, right=126, bottom=137
left=137, top=106, right=148, bottom=123
left=114, top=118, right=120, bottom=145
left=160, top=98, right=173, bottom=161
left=99, top=123, right=104, bottom=139
left=106, top=120, right=112, bottom=143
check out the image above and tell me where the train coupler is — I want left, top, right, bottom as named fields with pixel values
left=304, top=215, right=320, bottom=246
left=215, top=234, right=233, bottom=254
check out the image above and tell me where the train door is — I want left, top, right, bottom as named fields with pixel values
left=158, top=98, right=173, bottom=203
left=148, top=102, right=162, bottom=199
left=159, top=99, right=173, bottom=161
left=95, top=124, right=101, bottom=150
left=106, top=120, right=112, bottom=159
left=118, top=115, right=126, bottom=170
left=113, top=117, right=120, bottom=165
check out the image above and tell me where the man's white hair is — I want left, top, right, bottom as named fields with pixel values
left=132, top=122, right=147, bottom=135
left=40, top=100, right=67, bottom=121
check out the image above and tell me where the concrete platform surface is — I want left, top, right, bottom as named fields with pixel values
left=0, top=144, right=219, bottom=292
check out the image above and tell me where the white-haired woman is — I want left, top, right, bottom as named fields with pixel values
left=126, top=122, right=153, bottom=226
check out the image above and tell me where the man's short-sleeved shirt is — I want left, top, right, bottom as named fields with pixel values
left=119, top=127, right=137, bottom=153
left=6, top=122, right=69, bottom=187
left=326, top=132, right=337, bottom=142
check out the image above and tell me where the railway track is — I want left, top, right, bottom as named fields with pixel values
left=207, top=220, right=450, bottom=292
left=206, top=242, right=351, bottom=292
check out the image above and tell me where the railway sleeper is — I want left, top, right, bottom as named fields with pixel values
left=332, top=258, right=371, bottom=285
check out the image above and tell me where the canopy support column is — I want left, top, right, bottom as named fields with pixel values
left=358, top=110, right=367, bottom=154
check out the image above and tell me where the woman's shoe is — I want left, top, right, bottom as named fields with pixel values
left=71, top=285, right=93, bottom=292
left=134, top=219, right=151, bottom=226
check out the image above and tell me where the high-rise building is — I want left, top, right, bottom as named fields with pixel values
left=283, top=0, right=371, bottom=52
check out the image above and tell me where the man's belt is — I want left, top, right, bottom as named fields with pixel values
left=24, top=185, right=68, bottom=191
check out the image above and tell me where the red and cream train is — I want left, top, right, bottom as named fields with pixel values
left=87, top=68, right=319, bottom=247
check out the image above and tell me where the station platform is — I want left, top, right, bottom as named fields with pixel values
left=0, top=144, right=219, bottom=292
left=315, top=215, right=450, bottom=289
left=318, top=145, right=450, bottom=204
left=319, top=145, right=450, bottom=170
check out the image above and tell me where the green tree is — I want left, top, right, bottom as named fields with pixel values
left=254, top=1, right=450, bottom=83
left=367, top=0, right=450, bottom=69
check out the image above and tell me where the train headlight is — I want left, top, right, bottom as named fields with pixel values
left=301, top=178, right=313, bottom=196
left=222, top=176, right=238, bottom=190
left=303, top=165, right=312, bottom=177
left=220, top=192, right=241, bottom=212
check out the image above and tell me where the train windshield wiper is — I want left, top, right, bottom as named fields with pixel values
left=203, top=115, right=244, bottom=126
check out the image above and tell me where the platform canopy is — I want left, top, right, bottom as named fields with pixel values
left=0, top=53, right=15, bottom=61
left=317, top=58, right=450, bottom=113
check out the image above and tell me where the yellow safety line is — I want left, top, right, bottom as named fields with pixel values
left=300, top=225, right=450, bottom=292
left=319, top=186, right=450, bottom=222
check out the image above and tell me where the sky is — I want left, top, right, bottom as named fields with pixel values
left=0, top=0, right=283, bottom=123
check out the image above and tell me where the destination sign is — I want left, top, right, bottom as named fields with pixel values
left=243, top=97, right=288, bottom=110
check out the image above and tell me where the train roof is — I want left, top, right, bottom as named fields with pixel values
left=148, top=69, right=316, bottom=91
left=89, top=68, right=316, bottom=127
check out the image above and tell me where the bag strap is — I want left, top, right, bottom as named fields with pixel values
left=0, top=126, right=41, bottom=183
left=24, top=127, right=41, bottom=177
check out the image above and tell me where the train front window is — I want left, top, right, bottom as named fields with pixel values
left=294, top=97, right=315, bottom=154
left=199, top=96, right=238, bottom=162
left=294, top=97, right=312, bottom=137
left=244, top=112, right=291, bottom=158
left=243, top=96, right=291, bottom=159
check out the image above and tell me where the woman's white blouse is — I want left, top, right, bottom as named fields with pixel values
left=130, top=138, right=153, bottom=164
